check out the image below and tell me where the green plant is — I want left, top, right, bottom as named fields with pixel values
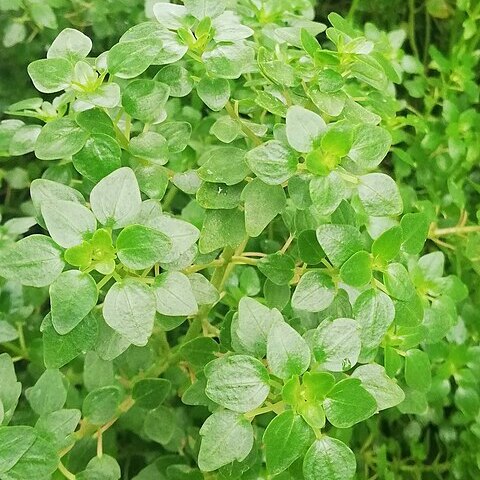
left=0, top=1, right=479, bottom=479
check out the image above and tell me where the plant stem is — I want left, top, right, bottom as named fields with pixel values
left=432, top=225, right=480, bottom=237
left=58, top=461, right=76, bottom=480
left=225, top=101, right=262, bottom=146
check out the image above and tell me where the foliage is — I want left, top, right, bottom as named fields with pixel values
left=0, top=0, right=480, bottom=479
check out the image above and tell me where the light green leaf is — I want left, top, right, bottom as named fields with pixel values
left=205, top=355, right=270, bottom=412
left=198, top=410, right=253, bottom=472
left=122, top=79, right=170, bottom=123
left=339, top=250, right=372, bottom=287
left=47, top=28, right=92, bottom=61
left=358, top=173, right=403, bottom=216
left=103, top=280, right=156, bottom=346
left=153, top=3, right=187, bottom=29
left=129, top=131, right=168, bottom=164
left=152, top=271, right=198, bottom=316
left=197, top=77, right=230, bottom=111
left=27, top=58, right=72, bottom=93
left=198, top=147, right=249, bottom=185
left=348, top=124, right=391, bottom=169
left=309, top=172, right=347, bottom=216
left=372, top=226, right=402, bottom=262
left=203, top=43, right=254, bottom=79
left=316, top=224, right=364, bottom=267
left=405, top=349, right=432, bottom=392
left=291, top=271, right=335, bottom=312
left=132, top=378, right=171, bottom=409
left=77, top=455, right=121, bottom=480
left=35, top=409, right=81, bottom=450
left=83, top=386, right=122, bottom=425
left=0, top=426, right=36, bottom=474
left=0, top=235, right=64, bottom=287
left=184, top=0, right=225, bottom=19
left=242, top=179, right=286, bottom=237
left=267, top=320, right=311, bottom=379
left=25, top=369, right=67, bottom=415
left=400, top=212, right=429, bottom=254
left=41, top=200, right=96, bottom=248
left=0, top=354, right=22, bottom=426
left=257, top=253, right=295, bottom=286
left=286, top=105, right=326, bottom=153
left=90, top=167, right=142, bottom=229
left=303, top=437, right=356, bottom=480
left=188, top=273, right=219, bottom=305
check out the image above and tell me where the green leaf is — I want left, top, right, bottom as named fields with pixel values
left=188, top=273, right=219, bottom=305
left=155, top=64, right=193, bottom=97
left=0, top=235, right=64, bottom=287
left=286, top=105, right=326, bottom=153
left=9, top=125, right=41, bottom=156
left=352, top=364, right=405, bottom=410
left=83, top=386, right=122, bottom=425
left=184, top=0, right=225, bottom=19
left=354, top=289, right=395, bottom=362
left=405, top=349, right=432, bottom=392
left=116, top=224, right=172, bottom=269
left=263, top=410, right=313, bottom=476
left=309, top=172, right=347, bottom=215
left=297, top=230, right=325, bottom=264
left=199, top=208, right=246, bottom=254
left=232, top=297, right=282, bottom=357
left=42, top=313, right=98, bottom=368
left=143, top=405, right=176, bottom=445
left=132, top=378, right=171, bottom=409
left=47, top=28, right=92, bottom=61
left=41, top=199, right=96, bottom=248
left=49, top=270, right=98, bottom=334
left=198, top=410, right=254, bottom=472
left=197, top=77, right=230, bottom=111
left=267, top=320, right=311, bottom=379
left=129, top=131, right=168, bottom=164
left=242, top=179, right=286, bottom=237
left=77, top=455, right=121, bottom=480
left=180, top=337, right=220, bottom=368
left=35, top=118, right=89, bottom=160
left=400, top=212, right=429, bottom=254
left=25, top=369, right=67, bottom=415
left=348, top=124, right=391, bottom=169
left=83, top=351, right=114, bottom=391
left=312, top=318, right=361, bottom=372
left=245, top=141, right=298, bottom=185
left=383, top=262, right=416, bottom=301
left=196, top=182, right=243, bottom=210
left=358, top=173, right=403, bottom=216
left=152, top=271, right=198, bottom=316
left=303, top=437, right=356, bottom=480
left=90, top=167, right=142, bottom=229
left=35, top=409, right=81, bottom=450
left=291, top=271, right=335, bottom=312
left=316, top=224, right=364, bottom=267
left=0, top=354, right=21, bottom=426
left=0, top=426, right=36, bottom=474
left=73, top=133, right=122, bottom=183
left=339, top=250, right=372, bottom=287
left=372, top=226, right=402, bottom=262
left=198, top=147, right=249, bottom=185
left=108, top=38, right=164, bottom=78
left=205, top=355, right=270, bottom=412
left=122, top=79, right=170, bottom=123
left=258, top=253, right=295, bottom=285
left=153, top=3, right=187, bottom=29
left=203, top=43, right=254, bottom=79
left=323, top=378, right=377, bottom=428
left=103, top=280, right=156, bottom=346
left=27, top=58, right=72, bottom=93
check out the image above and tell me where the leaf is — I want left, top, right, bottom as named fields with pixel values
left=73, top=133, right=122, bottom=183
left=358, top=173, right=403, bottom=216
left=133, top=378, right=171, bottom=409
left=232, top=297, right=282, bottom=356
left=188, top=273, right=219, bottom=305
left=0, top=235, right=64, bottom=287
left=108, top=38, right=164, bottom=79
left=122, top=79, right=170, bottom=123
left=291, top=271, right=335, bottom=312
left=103, top=280, right=156, bottom=346
left=25, top=369, right=67, bottom=415
left=267, top=320, right=311, bottom=379
left=258, top=253, right=295, bottom=285
left=303, top=437, right=356, bottom=480
left=152, top=271, right=198, bottom=316
left=348, top=124, right=391, bottom=169
left=196, top=182, right=243, bottom=210
left=352, top=364, right=405, bottom=410
left=47, top=28, right=92, bottom=61
left=316, top=224, right=364, bottom=267
left=83, top=386, right=122, bottom=425
left=129, top=131, right=168, bottom=164
left=143, top=405, right=176, bottom=445
left=153, top=3, right=187, bottom=29
left=35, top=409, right=81, bottom=450
left=405, top=349, right=432, bottom=392
left=0, top=354, right=21, bottom=425
left=372, top=226, right=402, bottom=262
left=197, top=77, right=230, bottom=111
left=41, top=199, right=96, bottom=248
left=353, top=289, right=395, bottom=362
left=0, top=426, right=36, bottom=474
left=203, top=43, right=254, bottom=79
left=400, top=212, right=429, bottom=254
left=199, top=208, right=246, bottom=254
left=198, top=147, right=249, bottom=185
left=116, top=224, right=172, bottom=269
left=312, top=318, right=361, bottom=372
left=27, top=58, right=72, bottom=93
left=50, top=270, right=98, bottom=334
left=323, top=378, right=377, bottom=428
left=77, top=455, right=121, bottom=480
left=184, top=0, right=225, bottom=19
left=263, top=410, right=313, bottom=475
left=242, top=179, right=286, bottom=237
left=309, top=172, right=347, bottom=215
left=43, top=312, right=98, bottom=369
left=245, top=140, right=298, bottom=185
left=35, top=118, right=89, bottom=160
left=198, top=410, right=253, bottom=472
left=339, top=250, right=372, bottom=287
left=90, top=167, right=142, bottom=229
left=205, top=355, right=270, bottom=412
left=286, top=105, right=326, bottom=153
left=383, top=263, right=416, bottom=301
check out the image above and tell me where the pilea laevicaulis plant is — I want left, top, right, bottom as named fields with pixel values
left=0, top=0, right=479, bottom=479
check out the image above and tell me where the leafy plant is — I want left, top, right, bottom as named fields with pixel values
left=0, top=0, right=479, bottom=479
